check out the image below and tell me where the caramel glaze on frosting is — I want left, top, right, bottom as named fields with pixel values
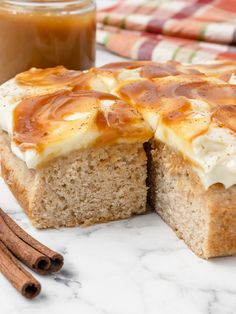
left=13, top=89, right=152, bottom=153
left=119, top=78, right=236, bottom=137
left=2, top=60, right=236, bottom=180
left=15, top=66, right=82, bottom=88
left=71, top=60, right=236, bottom=142
left=101, top=60, right=202, bottom=78
left=65, top=60, right=236, bottom=189
left=101, top=60, right=236, bottom=81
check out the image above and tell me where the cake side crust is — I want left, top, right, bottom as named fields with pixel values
left=148, top=139, right=236, bottom=258
left=0, top=131, right=35, bottom=219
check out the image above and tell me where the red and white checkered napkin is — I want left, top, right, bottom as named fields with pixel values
left=97, top=0, right=236, bottom=63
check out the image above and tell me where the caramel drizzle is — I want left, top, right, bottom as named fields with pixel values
left=101, top=60, right=236, bottom=83
left=101, top=60, right=203, bottom=79
left=15, top=66, right=82, bottom=87
left=13, top=89, right=150, bottom=152
left=119, top=78, right=236, bottom=136
left=13, top=62, right=236, bottom=152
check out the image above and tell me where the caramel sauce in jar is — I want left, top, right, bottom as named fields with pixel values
left=0, top=0, right=96, bottom=84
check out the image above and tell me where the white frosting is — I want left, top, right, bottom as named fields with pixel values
left=229, top=73, right=236, bottom=84
left=10, top=129, right=99, bottom=169
left=155, top=120, right=236, bottom=189
left=0, top=78, right=71, bottom=133
left=152, top=97, right=236, bottom=189
left=100, top=99, right=115, bottom=111
left=63, top=112, right=92, bottom=121
left=118, top=68, right=142, bottom=81
left=117, top=91, right=236, bottom=189
left=142, top=111, right=159, bottom=131
left=0, top=79, right=102, bottom=168
left=192, top=126, right=236, bottom=188
left=0, top=79, right=25, bottom=133
left=0, top=78, right=150, bottom=169
left=1, top=66, right=236, bottom=189
left=0, top=80, right=100, bottom=168
left=0, top=79, right=111, bottom=168
left=91, top=75, right=117, bottom=93
left=89, top=68, right=236, bottom=189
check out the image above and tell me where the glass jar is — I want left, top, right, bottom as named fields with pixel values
left=0, top=0, right=96, bottom=84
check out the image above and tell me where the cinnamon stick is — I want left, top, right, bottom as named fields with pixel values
left=0, top=213, right=51, bottom=275
left=0, top=240, right=41, bottom=299
left=0, top=208, right=63, bottom=273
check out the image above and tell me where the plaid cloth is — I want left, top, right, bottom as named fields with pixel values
left=97, top=0, right=236, bottom=63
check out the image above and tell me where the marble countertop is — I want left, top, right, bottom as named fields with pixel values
left=1, top=2, right=236, bottom=313
left=1, top=178, right=236, bottom=314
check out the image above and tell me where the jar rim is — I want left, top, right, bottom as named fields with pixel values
left=3, top=0, right=90, bottom=4
left=1, top=0, right=95, bottom=13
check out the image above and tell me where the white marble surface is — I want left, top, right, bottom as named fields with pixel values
left=0, top=1, right=236, bottom=313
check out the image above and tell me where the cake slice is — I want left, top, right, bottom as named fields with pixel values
left=115, top=69, right=236, bottom=258
left=148, top=140, right=236, bottom=258
left=0, top=68, right=152, bottom=228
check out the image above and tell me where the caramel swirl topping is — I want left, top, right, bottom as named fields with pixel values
left=13, top=89, right=151, bottom=152
left=118, top=77, right=236, bottom=137
left=101, top=60, right=236, bottom=82
left=16, top=66, right=82, bottom=87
